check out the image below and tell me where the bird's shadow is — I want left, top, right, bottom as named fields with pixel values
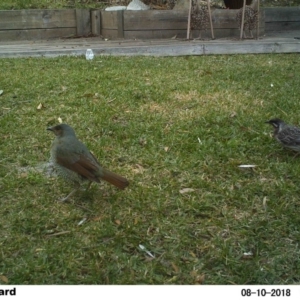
left=266, top=148, right=300, bottom=161
left=66, top=184, right=120, bottom=213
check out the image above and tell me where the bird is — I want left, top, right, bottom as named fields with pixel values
left=167, top=0, right=176, bottom=10
left=47, top=123, right=129, bottom=201
left=190, top=0, right=210, bottom=40
left=236, top=5, right=258, bottom=39
left=266, top=118, right=300, bottom=153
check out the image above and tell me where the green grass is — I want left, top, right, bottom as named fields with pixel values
left=0, top=54, right=300, bottom=284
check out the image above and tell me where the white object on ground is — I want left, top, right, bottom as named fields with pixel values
left=86, top=49, right=94, bottom=60
left=139, top=244, right=155, bottom=258
left=238, top=165, right=256, bottom=168
left=105, top=6, right=127, bottom=11
left=127, top=0, right=150, bottom=10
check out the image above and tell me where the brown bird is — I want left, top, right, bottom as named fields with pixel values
left=266, top=118, right=300, bottom=152
left=47, top=124, right=129, bottom=201
left=236, top=5, right=258, bottom=39
left=190, top=1, right=210, bottom=40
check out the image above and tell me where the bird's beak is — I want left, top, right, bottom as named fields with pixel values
left=47, top=127, right=54, bottom=132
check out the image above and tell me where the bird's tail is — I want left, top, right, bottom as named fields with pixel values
left=101, top=169, right=129, bottom=190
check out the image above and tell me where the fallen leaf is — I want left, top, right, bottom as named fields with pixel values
left=0, top=90, right=3, bottom=96
left=195, top=274, right=205, bottom=284
left=164, top=146, right=169, bottom=152
left=37, top=103, right=45, bottom=110
left=91, top=215, right=103, bottom=221
left=179, top=188, right=195, bottom=194
left=0, top=275, right=8, bottom=283
left=19, top=172, right=28, bottom=178
left=139, top=138, right=147, bottom=146
left=190, top=251, right=196, bottom=258
left=263, top=196, right=268, bottom=210
left=115, top=219, right=121, bottom=225
left=58, top=117, right=63, bottom=123
left=35, top=248, right=45, bottom=252
left=171, top=262, right=179, bottom=273
left=132, top=164, right=144, bottom=174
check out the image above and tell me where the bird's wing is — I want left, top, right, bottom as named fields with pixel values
left=54, top=140, right=100, bottom=183
left=279, top=127, right=300, bottom=145
left=56, top=154, right=100, bottom=183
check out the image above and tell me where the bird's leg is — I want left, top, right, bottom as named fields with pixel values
left=198, top=30, right=202, bottom=40
left=192, top=30, right=202, bottom=40
left=59, top=182, right=80, bottom=202
left=249, top=30, right=253, bottom=39
left=86, top=181, right=92, bottom=191
left=59, top=188, right=78, bottom=202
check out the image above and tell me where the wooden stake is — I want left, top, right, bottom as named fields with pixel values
left=240, top=0, right=247, bottom=40
left=207, top=0, right=214, bottom=39
left=187, top=0, right=193, bottom=39
left=256, top=0, right=260, bottom=39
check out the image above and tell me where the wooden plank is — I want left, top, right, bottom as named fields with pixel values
left=124, top=10, right=188, bottom=30
left=122, top=9, right=264, bottom=30
left=265, top=22, right=300, bottom=32
left=0, top=34, right=299, bottom=58
left=92, top=42, right=300, bottom=57
left=100, top=11, right=119, bottom=30
left=124, top=26, right=265, bottom=40
left=265, top=7, right=300, bottom=22
left=0, top=9, right=76, bottom=30
left=117, top=10, right=124, bottom=38
left=124, top=29, right=187, bottom=39
left=212, top=10, right=264, bottom=29
left=101, top=29, right=119, bottom=39
left=91, top=9, right=101, bottom=36
left=76, top=9, right=91, bottom=36
left=0, top=28, right=76, bottom=41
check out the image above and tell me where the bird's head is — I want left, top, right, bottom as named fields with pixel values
left=47, top=124, right=76, bottom=138
left=265, top=118, right=285, bottom=131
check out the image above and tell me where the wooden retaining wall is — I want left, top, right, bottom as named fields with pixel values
left=0, top=9, right=90, bottom=40
left=264, top=7, right=300, bottom=31
left=0, top=7, right=298, bottom=41
left=101, top=9, right=265, bottom=39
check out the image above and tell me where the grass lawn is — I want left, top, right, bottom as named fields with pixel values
left=0, top=54, right=300, bottom=284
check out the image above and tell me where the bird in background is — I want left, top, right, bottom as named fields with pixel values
left=190, top=0, right=210, bottom=40
left=266, top=118, right=300, bottom=152
left=236, top=0, right=258, bottom=39
left=47, top=123, right=129, bottom=201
